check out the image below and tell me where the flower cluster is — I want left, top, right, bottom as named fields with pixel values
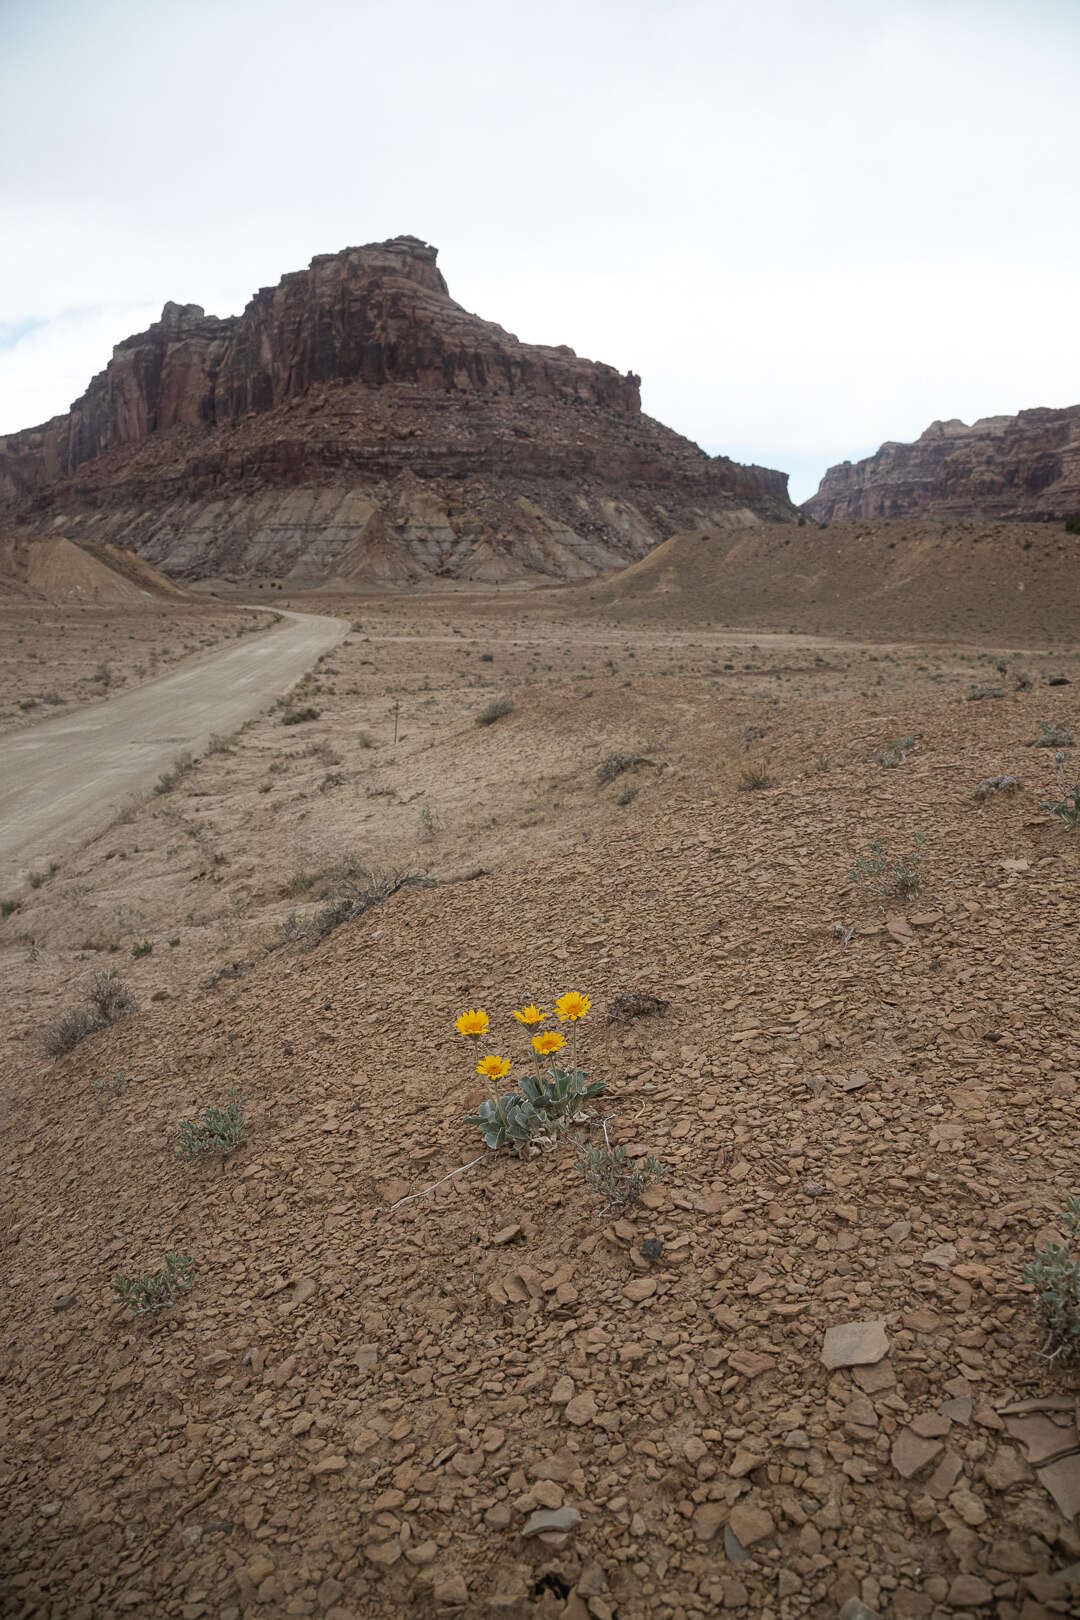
left=454, top=992, right=604, bottom=1151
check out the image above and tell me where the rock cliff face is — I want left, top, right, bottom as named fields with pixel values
left=0, top=236, right=792, bottom=583
left=806, top=406, right=1080, bottom=523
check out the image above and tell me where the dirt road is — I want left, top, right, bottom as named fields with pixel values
left=0, top=608, right=348, bottom=881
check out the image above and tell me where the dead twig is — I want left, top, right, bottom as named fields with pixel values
left=389, top=1154, right=488, bottom=1210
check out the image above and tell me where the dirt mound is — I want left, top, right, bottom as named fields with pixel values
left=585, top=517, right=1080, bottom=642
left=0, top=535, right=190, bottom=603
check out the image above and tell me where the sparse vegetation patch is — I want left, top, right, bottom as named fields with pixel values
left=476, top=696, right=515, bottom=727
left=847, top=835, right=924, bottom=899
left=176, top=1091, right=248, bottom=1159
left=1032, top=720, right=1075, bottom=748
left=44, top=969, right=137, bottom=1055
left=112, top=1253, right=194, bottom=1317
left=459, top=995, right=605, bottom=1151
left=1041, top=752, right=1080, bottom=830
left=578, top=1134, right=669, bottom=1211
left=1024, top=1197, right=1080, bottom=1362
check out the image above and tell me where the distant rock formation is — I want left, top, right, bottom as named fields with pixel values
left=0, top=236, right=792, bottom=583
left=805, top=406, right=1080, bottom=523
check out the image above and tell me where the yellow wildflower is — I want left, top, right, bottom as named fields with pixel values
left=476, top=1054, right=512, bottom=1081
left=454, top=1008, right=489, bottom=1037
left=555, top=991, right=591, bottom=1023
left=532, top=1031, right=566, bottom=1056
left=512, top=1003, right=546, bottom=1026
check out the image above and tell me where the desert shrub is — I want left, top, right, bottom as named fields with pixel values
left=282, top=870, right=319, bottom=897
left=476, top=697, right=514, bottom=727
left=206, top=732, right=234, bottom=754
left=45, top=969, right=136, bottom=1055
left=131, top=940, right=153, bottom=958
left=616, top=785, right=639, bottom=807
left=1, top=898, right=20, bottom=919
left=1041, top=752, right=1080, bottom=830
left=112, top=1252, right=194, bottom=1316
left=597, top=751, right=654, bottom=785
left=847, top=835, right=924, bottom=899
left=281, top=705, right=320, bottom=725
left=1033, top=720, right=1075, bottom=748
left=865, top=735, right=915, bottom=768
left=307, top=866, right=410, bottom=944
left=44, top=1007, right=100, bottom=1056
left=738, top=763, right=775, bottom=791
left=28, top=863, right=58, bottom=889
left=1014, top=671, right=1033, bottom=691
left=607, top=992, right=669, bottom=1026
left=93, top=1071, right=131, bottom=1107
left=578, top=1140, right=669, bottom=1211
left=459, top=995, right=605, bottom=1151
left=87, top=969, right=138, bottom=1023
left=154, top=751, right=194, bottom=794
left=1064, top=514, right=1080, bottom=535
left=176, top=1091, right=247, bottom=1158
left=1024, top=1197, right=1080, bottom=1361
left=973, top=774, right=1020, bottom=800
left=967, top=684, right=1006, bottom=702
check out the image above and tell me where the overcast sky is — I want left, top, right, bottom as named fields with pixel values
left=2, top=0, right=1078, bottom=502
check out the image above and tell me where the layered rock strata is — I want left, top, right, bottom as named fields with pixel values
left=806, top=407, right=1080, bottom=523
left=0, top=237, right=792, bottom=582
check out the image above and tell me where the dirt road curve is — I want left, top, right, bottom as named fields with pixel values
left=0, top=608, right=349, bottom=881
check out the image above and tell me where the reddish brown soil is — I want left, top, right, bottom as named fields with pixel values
left=2, top=580, right=1080, bottom=1619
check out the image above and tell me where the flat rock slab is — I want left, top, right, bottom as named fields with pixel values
left=522, top=1507, right=581, bottom=1537
left=821, top=1320, right=890, bottom=1368
left=891, top=1428, right=944, bottom=1479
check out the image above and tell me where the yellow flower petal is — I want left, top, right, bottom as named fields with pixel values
left=476, top=1054, right=512, bottom=1081
left=555, top=991, right=591, bottom=1023
left=512, top=1003, right=546, bottom=1026
left=532, top=1031, right=566, bottom=1055
left=454, top=1008, right=490, bottom=1037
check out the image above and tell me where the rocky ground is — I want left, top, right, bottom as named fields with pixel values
left=1, top=581, right=1079, bottom=1620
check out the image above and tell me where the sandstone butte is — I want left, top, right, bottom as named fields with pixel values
left=0, top=235, right=793, bottom=585
left=805, top=406, right=1080, bottom=523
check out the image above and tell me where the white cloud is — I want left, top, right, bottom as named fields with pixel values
left=2, top=0, right=1078, bottom=502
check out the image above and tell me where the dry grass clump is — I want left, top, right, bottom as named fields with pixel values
left=738, top=763, right=775, bottom=791
left=476, top=696, right=514, bottom=727
left=597, top=750, right=656, bottom=785
left=606, top=991, right=669, bottom=1026
left=154, top=751, right=194, bottom=795
left=44, top=969, right=137, bottom=1055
